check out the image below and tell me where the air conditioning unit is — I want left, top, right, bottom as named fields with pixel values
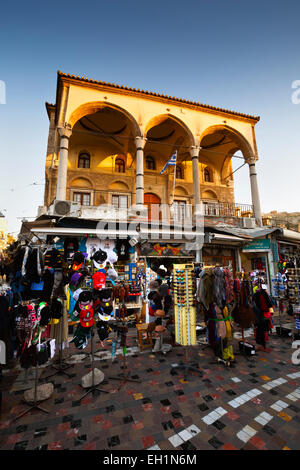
left=48, top=200, right=80, bottom=217
left=241, top=217, right=256, bottom=229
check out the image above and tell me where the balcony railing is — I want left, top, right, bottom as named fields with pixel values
left=202, top=202, right=253, bottom=218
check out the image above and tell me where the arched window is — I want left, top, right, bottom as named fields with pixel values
left=204, top=167, right=213, bottom=182
left=78, top=152, right=90, bottom=169
left=176, top=165, right=184, bottom=180
left=146, top=155, right=156, bottom=170
left=115, top=157, right=125, bottom=173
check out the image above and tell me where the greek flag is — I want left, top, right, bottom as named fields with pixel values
left=160, top=151, right=177, bottom=174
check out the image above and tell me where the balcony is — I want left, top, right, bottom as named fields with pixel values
left=43, top=200, right=255, bottom=230
left=202, top=202, right=253, bottom=218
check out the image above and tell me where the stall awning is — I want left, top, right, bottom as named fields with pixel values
left=30, top=227, right=138, bottom=237
left=212, top=233, right=247, bottom=243
left=279, top=229, right=300, bottom=243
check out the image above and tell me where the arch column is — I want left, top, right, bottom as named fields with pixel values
left=56, top=127, right=72, bottom=200
left=135, top=136, right=146, bottom=208
left=248, top=158, right=262, bottom=226
left=190, top=145, right=203, bottom=263
left=190, top=146, right=201, bottom=212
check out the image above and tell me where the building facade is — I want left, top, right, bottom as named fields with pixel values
left=43, top=71, right=262, bottom=227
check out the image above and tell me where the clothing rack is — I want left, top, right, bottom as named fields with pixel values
left=11, top=360, right=49, bottom=423
left=108, top=302, right=142, bottom=388
left=79, top=320, right=110, bottom=401
left=78, top=284, right=110, bottom=401
left=43, top=300, right=74, bottom=379
left=199, top=265, right=234, bottom=367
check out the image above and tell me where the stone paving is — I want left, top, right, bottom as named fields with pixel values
left=0, top=316, right=300, bottom=451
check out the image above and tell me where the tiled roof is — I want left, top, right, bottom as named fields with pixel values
left=57, top=71, right=260, bottom=122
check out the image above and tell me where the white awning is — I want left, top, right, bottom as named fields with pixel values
left=280, top=229, right=300, bottom=243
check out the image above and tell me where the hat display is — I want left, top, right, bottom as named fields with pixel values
left=97, top=288, right=112, bottom=302
left=70, top=272, right=82, bottom=287
left=38, top=302, right=51, bottom=326
left=92, top=249, right=108, bottom=268
left=92, top=271, right=106, bottom=290
left=154, top=309, right=165, bottom=318
left=78, top=290, right=93, bottom=304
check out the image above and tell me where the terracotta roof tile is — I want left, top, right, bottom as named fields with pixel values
left=57, top=71, right=260, bottom=121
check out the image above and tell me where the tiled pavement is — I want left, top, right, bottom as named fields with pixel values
left=0, top=317, right=300, bottom=451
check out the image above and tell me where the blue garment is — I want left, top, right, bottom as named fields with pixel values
left=68, top=287, right=77, bottom=314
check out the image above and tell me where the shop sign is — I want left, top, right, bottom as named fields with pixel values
left=272, top=241, right=279, bottom=262
left=242, top=238, right=271, bottom=252
left=140, top=242, right=191, bottom=257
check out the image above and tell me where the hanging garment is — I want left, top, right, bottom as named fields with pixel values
left=38, top=302, right=51, bottom=327
left=40, top=268, right=55, bottom=302
left=215, top=305, right=227, bottom=339
left=63, top=238, right=79, bottom=261
left=70, top=324, right=91, bottom=349
left=213, top=267, right=226, bottom=308
left=232, top=281, right=256, bottom=328
left=20, top=342, right=37, bottom=368
left=96, top=320, right=112, bottom=341
left=44, top=247, right=62, bottom=268
left=196, top=269, right=214, bottom=310
left=223, top=268, right=234, bottom=304
left=26, top=246, right=44, bottom=283
left=36, top=342, right=49, bottom=365
left=51, top=270, right=65, bottom=298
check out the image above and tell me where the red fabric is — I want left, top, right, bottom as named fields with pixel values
left=79, top=307, right=95, bottom=328
left=259, top=294, right=269, bottom=313
left=92, top=271, right=106, bottom=290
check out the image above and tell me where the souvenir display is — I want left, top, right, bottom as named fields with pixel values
left=173, top=264, right=196, bottom=346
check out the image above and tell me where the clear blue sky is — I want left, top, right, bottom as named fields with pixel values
left=0, top=0, right=299, bottom=235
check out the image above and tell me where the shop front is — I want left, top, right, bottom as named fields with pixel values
left=241, top=238, right=272, bottom=292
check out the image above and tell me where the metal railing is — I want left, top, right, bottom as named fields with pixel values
left=202, top=202, right=253, bottom=218
left=77, top=201, right=253, bottom=222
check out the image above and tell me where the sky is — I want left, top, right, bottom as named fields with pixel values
left=0, top=0, right=299, bottom=235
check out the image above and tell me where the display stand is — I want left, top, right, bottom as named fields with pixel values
left=11, top=364, right=49, bottom=423
left=109, top=313, right=141, bottom=389
left=277, top=298, right=284, bottom=340
left=79, top=322, right=110, bottom=401
left=44, top=306, right=74, bottom=379
left=234, top=326, right=256, bottom=363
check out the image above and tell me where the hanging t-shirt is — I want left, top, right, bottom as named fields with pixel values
left=86, top=239, right=102, bottom=260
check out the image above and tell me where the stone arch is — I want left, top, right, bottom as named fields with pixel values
left=70, top=176, right=93, bottom=188
left=175, top=185, right=189, bottom=196
left=68, top=101, right=142, bottom=137
left=144, top=113, right=195, bottom=147
left=202, top=189, right=218, bottom=200
left=109, top=181, right=130, bottom=191
left=199, top=124, right=255, bottom=162
left=220, top=148, right=239, bottom=182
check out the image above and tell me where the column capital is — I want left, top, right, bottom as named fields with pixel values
left=58, top=126, right=72, bottom=139
left=135, top=136, right=146, bottom=149
left=189, top=146, right=200, bottom=158
left=246, top=157, right=256, bottom=166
